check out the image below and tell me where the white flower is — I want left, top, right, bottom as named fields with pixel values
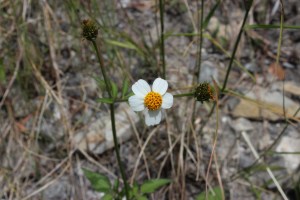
left=129, top=78, right=173, bottom=126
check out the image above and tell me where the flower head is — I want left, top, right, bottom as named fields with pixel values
left=129, top=78, right=173, bottom=126
left=81, top=19, right=98, bottom=41
left=194, top=82, right=215, bottom=103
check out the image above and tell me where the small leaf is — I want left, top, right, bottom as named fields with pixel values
left=140, top=179, right=171, bottom=194
left=111, top=81, right=118, bottom=99
left=97, top=98, right=114, bottom=104
left=125, top=91, right=134, bottom=99
left=113, top=179, right=119, bottom=192
left=132, top=182, right=139, bottom=196
left=203, top=0, right=220, bottom=30
left=196, top=187, right=222, bottom=200
left=102, top=194, right=114, bottom=200
left=93, top=76, right=106, bottom=91
left=121, top=78, right=129, bottom=98
left=137, top=196, right=148, bottom=200
left=82, top=168, right=111, bottom=192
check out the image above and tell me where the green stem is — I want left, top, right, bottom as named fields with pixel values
left=92, top=40, right=111, bottom=97
left=195, top=0, right=204, bottom=82
left=174, top=92, right=194, bottom=98
left=221, top=2, right=252, bottom=92
left=159, top=0, right=166, bottom=79
left=91, top=40, right=129, bottom=199
left=110, top=104, right=130, bottom=199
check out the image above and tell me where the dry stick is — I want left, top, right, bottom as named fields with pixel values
left=165, top=113, right=175, bottom=179
left=79, top=149, right=117, bottom=179
left=157, top=135, right=181, bottom=178
left=189, top=121, right=201, bottom=180
left=213, top=151, right=225, bottom=200
left=131, top=127, right=159, bottom=183
left=231, top=106, right=300, bottom=181
left=241, top=131, right=288, bottom=200
left=42, top=6, right=75, bottom=190
left=0, top=45, right=22, bottom=110
left=125, top=110, right=152, bottom=184
left=205, top=79, right=221, bottom=199
left=22, top=162, right=70, bottom=200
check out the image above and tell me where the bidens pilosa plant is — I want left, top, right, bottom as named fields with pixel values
left=81, top=14, right=218, bottom=199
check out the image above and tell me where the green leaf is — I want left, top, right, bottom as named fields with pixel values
left=132, top=182, right=139, bottom=196
left=106, top=39, right=137, bottom=50
left=113, top=179, right=119, bottom=192
left=93, top=76, right=106, bottom=91
left=121, top=78, right=129, bottom=99
left=82, top=168, right=111, bottom=192
left=137, top=196, right=148, bottom=200
left=102, top=194, right=114, bottom=200
left=111, top=81, right=118, bottom=99
left=203, top=0, right=220, bottom=30
left=140, top=179, right=171, bottom=194
left=97, top=98, right=114, bottom=104
left=125, top=91, right=134, bottom=99
left=196, top=187, right=222, bottom=200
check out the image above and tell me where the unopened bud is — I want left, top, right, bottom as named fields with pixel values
left=81, top=19, right=98, bottom=41
left=194, top=82, right=215, bottom=103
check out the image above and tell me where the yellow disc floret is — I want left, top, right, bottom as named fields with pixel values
left=144, top=91, right=162, bottom=110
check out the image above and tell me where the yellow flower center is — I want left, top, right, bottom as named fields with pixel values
left=144, top=91, right=162, bottom=110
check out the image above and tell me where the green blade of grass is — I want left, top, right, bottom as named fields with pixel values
left=245, top=24, right=300, bottom=30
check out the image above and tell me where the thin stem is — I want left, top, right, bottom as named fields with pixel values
left=159, top=0, right=166, bottom=79
left=91, top=40, right=111, bottom=97
left=195, top=0, right=204, bottom=82
left=221, top=3, right=252, bottom=92
left=91, top=40, right=129, bottom=199
left=110, top=104, right=130, bottom=199
left=174, top=92, right=194, bottom=98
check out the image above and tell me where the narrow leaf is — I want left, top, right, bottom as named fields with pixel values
left=93, top=76, right=106, bottom=91
left=82, top=168, right=111, bottom=192
left=111, top=81, right=118, bottom=99
left=106, top=39, right=136, bottom=49
left=97, top=98, right=114, bottom=104
left=121, top=78, right=129, bottom=98
left=203, top=0, right=220, bottom=30
left=137, top=196, right=148, bottom=200
left=140, top=179, right=171, bottom=194
left=102, top=194, right=114, bottom=200
left=196, top=187, right=222, bottom=200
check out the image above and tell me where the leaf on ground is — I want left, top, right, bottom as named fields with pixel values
left=268, top=62, right=285, bottom=80
left=196, top=187, right=222, bottom=200
left=82, top=168, right=111, bottom=192
left=140, top=179, right=171, bottom=194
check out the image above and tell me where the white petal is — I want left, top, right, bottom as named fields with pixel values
left=144, top=109, right=162, bottom=126
left=161, top=93, right=173, bottom=109
left=132, top=79, right=151, bottom=98
left=152, top=78, right=168, bottom=95
left=129, top=95, right=145, bottom=111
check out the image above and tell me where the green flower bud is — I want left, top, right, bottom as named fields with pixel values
left=81, top=19, right=98, bottom=41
